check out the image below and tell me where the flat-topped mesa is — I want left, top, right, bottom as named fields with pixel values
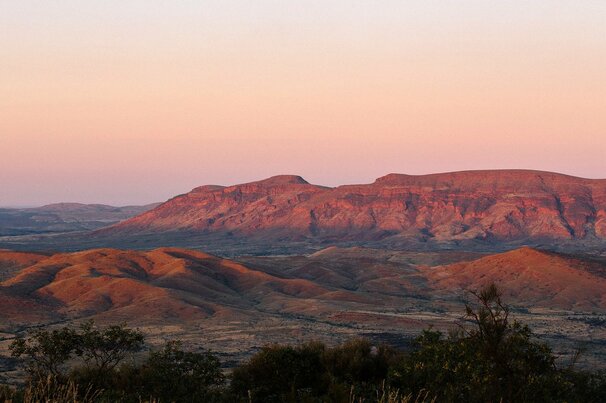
left=190, top=176, right=310, bottom=194
left=190, top=185, right=226, bottom=193
left=372, top=173, right=415, bottom=185
left=234, top=176, right=325, bottom=202
left=100, top=170, right=606, bottom=243
left=249, top=175, right=310, bottom=186
left=373, top=169, right=598, bottom=188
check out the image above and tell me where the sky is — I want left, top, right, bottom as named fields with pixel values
left=1, top=1, right=605, bottom=206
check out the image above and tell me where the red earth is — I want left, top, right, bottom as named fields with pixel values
left=101, top=170, right=606, bottom=245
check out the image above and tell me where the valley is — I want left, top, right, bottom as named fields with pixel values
left=1, top=245, right=605, bottom=381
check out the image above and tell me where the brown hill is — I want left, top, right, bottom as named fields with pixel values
left=0, top=250, right=50, bottom=269
left=100, top=170, right=606, bottom=246
left=241, top=246, right=606, bottom=311
left=2, top=245, right=606, bottom=367
left=424, top=247, right=606, bottom=310
left=0, top=247, right=347, bottom=325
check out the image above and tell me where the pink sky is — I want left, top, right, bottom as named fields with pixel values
left=1, top=1, right=605, bottom=206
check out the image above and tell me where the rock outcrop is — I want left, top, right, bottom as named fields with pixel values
left=101, top=170, right=606, bottom=245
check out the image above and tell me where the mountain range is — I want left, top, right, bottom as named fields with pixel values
left=0, top=203, right=159, bottom=236
left=95, top=170, right=606, bottom=253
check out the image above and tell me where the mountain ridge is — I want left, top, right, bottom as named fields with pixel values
left=99, top=170, right=606, bottom=247
left=0, top=202, right=160, bottom=237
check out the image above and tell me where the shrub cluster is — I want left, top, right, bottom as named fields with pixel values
left=4, top=322, right=223, bottom=402
left=231, top=338, right=399, bottom=402
left=2, top=285, right=605, bottom=402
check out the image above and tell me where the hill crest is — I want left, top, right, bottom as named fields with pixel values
left=98, top=170, right=606, bottom=247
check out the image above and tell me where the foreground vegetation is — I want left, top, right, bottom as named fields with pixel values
left=1, top=284, right=605, bottom=402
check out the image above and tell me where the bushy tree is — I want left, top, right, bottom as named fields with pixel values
left=231, top=342, right=328, bottom=402
left=68, top=321, right=145, bottom=391
left=10, top=320, right=144, bottom=393
left=230, top=339, right=398, bottom=402
left=76, top=320, right=145, bottom=373
left=564, top=370, right=606, bottom=402
left=325, top=338, right=395, bottom=383
left=139, top=340, right=225, bottom=402
left=389, top=284, right=565, bottom=402
left=9, top=326, right=80, bottom=380
left=323, top=338, right=397, bottom=400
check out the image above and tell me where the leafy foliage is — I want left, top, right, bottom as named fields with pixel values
left=9, top=326, right=80, bottom=380
left=324, top=338, right=395, bottom=385
left=76, top=320, right=145, bottom=373
left=138, top=340, right=225, bottom=401
left=323, top=338, right=399, bottom=401
left=388, top=283, right=596, bottom=402
left=69, top=321, right=145, bottom=391
left=231, top=342, right=328, bottom=402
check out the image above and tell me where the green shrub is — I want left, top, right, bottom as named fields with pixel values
left=323, top=338, right=399, bottom=401
left=9, top=326, right=80, bottom=380
left=139, top=340, right=225, bottom=402
left=231, top=342, right=328, bottom=402
left=10, top=320, right=144, bottom=388
left=389, top=284, right=569, bottom=402
left=70, top=321, right=145, bottom=391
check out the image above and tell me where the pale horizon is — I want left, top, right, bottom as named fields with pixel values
left=2, top=1, right=605, bottom=206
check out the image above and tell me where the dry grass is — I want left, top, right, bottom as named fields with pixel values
left=349, top=382, right=436, bottom=403
left=1, top=376, right=101, bottom=403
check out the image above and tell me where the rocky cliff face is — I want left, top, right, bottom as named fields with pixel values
left=102, top=170, right=606, bottom=245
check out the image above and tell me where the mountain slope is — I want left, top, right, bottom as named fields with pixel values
left=3, top=245, right=606, bottom=326
left=241, top=246, right=606, bottom=311
left=0, top=202, right=160, bottom=236
left=0, top=247, right=345, bottom=325
left=100, top=170, right=606, bottom=246
left=424, top=247, right=606, bottom=310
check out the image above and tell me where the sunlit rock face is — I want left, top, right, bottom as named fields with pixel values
left=101, top=170, right=606, bottom=245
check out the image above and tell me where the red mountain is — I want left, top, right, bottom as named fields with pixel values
left=424, top=247, right=606, bottom=310
left=101, top=170, right=606, bottom=245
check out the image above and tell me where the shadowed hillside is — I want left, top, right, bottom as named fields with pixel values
left=0, top=203, right=159, bottom=236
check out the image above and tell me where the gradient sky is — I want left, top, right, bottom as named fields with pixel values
left=1, top=1, right=605, bottom=206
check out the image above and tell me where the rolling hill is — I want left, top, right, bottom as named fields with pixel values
left=0, top=247, right=355, bottom=326
left=424, top=247, right=606, bottom=310
left=2, top=245, right=606, bottom=331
